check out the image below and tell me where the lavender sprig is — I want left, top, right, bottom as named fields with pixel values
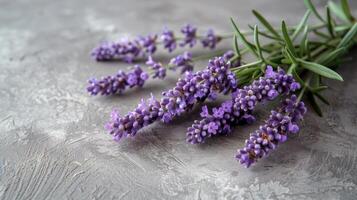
left=91, top=39, right=143, bottom=63
left=236, top=95, right=307, bottom=167
left=87, top=65, right=148, bottom=96
left=105, top=57, right=238, bottom=140
left=90, top=0, right=357, bottom=167
left=91, top=24, right=226, bottom=62
left=186, top=66, right=300, bottom=144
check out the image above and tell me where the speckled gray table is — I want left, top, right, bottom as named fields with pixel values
left=1, top=0, right=357, bottom=199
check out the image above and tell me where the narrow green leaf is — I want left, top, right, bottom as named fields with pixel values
left=233, top=34, right=241, bottom=58
left=252, top=10, right=281, bottom=39
left=326, top=7, right=336, bottom=38
left=252, top=69, right=262, bottom=79
left=281, top=58, right=292, bottom=64
left=308, top=92, right=323, bottom=117
left=234, top=60, right=263, bottom=70
left=328, top=1, right=350, bottom=23
left=230, top=18, right=259, bottom=58
left=305, top=38, right=311, bottom=59
left=292, top=68, right=306, bottom=86
left=310, top=74, right=320, bottom=89
left=298, top=59, right=344, bottom=81
left=314, top=92, right=330, bottom=105
left=292, top=10, right=311, bottom=41
left=281, top=20, right=297, bottom=57
left=313, top=30, right=330, bottom=39
left=309, top=40, right=336, bottom=48
left=304, top=0, right=325, bottom=22
left=236, top=67, right=259, bottom=77
left=311, top=85, right=328, bottom=92
left=254, top=25, right=265, bottom=62
left=337, top=23, right=357, bottom=49
left=317, top=47, right=347, bottom=65
left=285, top=47, right=298, bottom=65
left=300, top=25, right=309, bottom=57
left=335, top=25, right=351, bottom=32
left=248, top=24, right=282, bottom=41
left=341, top=0, right=355, bottom=22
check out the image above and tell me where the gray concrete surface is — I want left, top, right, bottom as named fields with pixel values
left=1, top=0, right=357, bottom=199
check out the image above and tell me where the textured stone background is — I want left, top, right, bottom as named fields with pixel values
left=1, top=0, right=357, bottom=199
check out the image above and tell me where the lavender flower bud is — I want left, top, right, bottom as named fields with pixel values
left=186, top=66, right=300, bottom=144
left=201, top=29, right=221, bottom=49
left=180, top=24, right=197, bottom=48
left=90, top=41, right=117, bottom=61
left=87, top=65, right=148, bottom=96
left=137, top=34, right=158, bottom=54
left=222, top=50, right=235, bottom=61
left=118, top=39, right=142, bottom=63
left=169, top=52, right=194, bottom=74
left=236, top=95, right=307, bottom=168
left=222, top=50, right=240, bottom=68
left=146, top=56, right=166, bottom=79
left=161, top=28, right=176, bottom=52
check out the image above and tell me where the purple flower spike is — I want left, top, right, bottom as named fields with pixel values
left=87, top=65, right=148, bottom=96
left=106, top=94, right=161, bottom=140
left=180, top=24, right=197, bottom=47
left=169, top=52, right=194, bottom=74
left=186, top=66, right=300, bottom=144
left=159, top=57, right=238, bottom=122
left=161, top=28, right=176, bottom=52
left=106, top=57, right=238, bottom=141
left=91, top=42, right=116, bottom=61
left=146, top=56, right=166, bottom=79
left=91, top=36, right=149, bottom=63
left=138, top=34, right=158, bottom=54
left=236, top=95, right=307, bottom=168
left=201, top=29, right=221, bottom=49
left=118, top=39, right=143, bottom=63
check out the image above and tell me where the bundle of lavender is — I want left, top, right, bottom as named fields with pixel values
left=87, top=0, right=357, bottom=167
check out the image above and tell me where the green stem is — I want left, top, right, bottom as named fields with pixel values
left=191, top=49, right=228, bottom=62
left=232, top=60, right=263, bottom=71
left=297, top=74, right=312, bottom=102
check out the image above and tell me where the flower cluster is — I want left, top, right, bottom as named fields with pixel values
left=187, top=99, right=256, bottom=144
left=146, top=56, right=166, bottom=79
left=201, top=29, right=221, bottom=49
left=180, top=24, right=197, bottom=47
left=137, top=34, right=157, bottom=54
left=105, top=95, right=161, bottom=140
left=160, top=57, right=238, bottom=123
left=186, top=66, right=300, bottom=144
left=105, top=57, right=238, bottom=140
left=87, top=65, right=148, bottom=95
left=169, top=52, right=194, bottom=74
left=236, top=95, right=307, bottom=168
left=91, top=39, right=143, bottom=63
left=161, top=28, right=176, bottom=52
left=91, top=24, right=223, bottom=62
